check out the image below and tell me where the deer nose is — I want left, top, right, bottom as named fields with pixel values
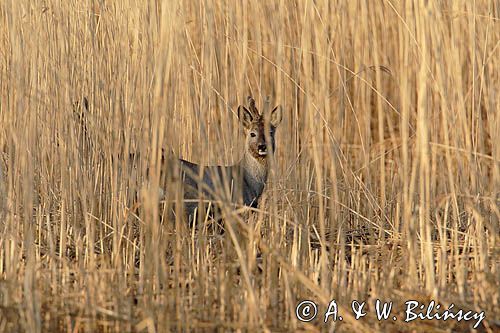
left=258, top=144, right=267, bottom=151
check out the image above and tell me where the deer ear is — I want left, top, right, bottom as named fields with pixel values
left=238, top=105, right=253, bottom=129
left=73, top=96, right=90, bottom=132
left=270, top=105, right=283, bottom=127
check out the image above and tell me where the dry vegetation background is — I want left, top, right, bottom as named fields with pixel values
left=0, top=0, right=499, bottom=332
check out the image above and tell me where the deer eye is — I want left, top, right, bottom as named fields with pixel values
left=250, top=132, right=256, bottom=137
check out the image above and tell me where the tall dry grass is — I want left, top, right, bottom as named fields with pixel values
left=0, top=1, right=499, bottom=332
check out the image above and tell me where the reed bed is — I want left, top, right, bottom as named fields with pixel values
left=0, top=1, right=498, bottom=332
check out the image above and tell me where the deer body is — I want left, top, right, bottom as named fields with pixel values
left=179, top=155, right=265, bottom=216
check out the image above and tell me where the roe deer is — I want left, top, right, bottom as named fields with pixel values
left=72, top=96, right=283, bottom=225
left=171, top=96, right=282, bottom=225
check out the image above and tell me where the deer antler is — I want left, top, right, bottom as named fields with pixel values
left=247, top=96, right=259, bottom=116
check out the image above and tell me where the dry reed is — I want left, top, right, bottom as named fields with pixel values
left=0, top=1, right=498, bottom=332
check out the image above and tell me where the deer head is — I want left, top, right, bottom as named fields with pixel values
left=237, top=96, right=282, bottom=162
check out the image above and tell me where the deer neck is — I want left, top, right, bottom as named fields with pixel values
left=240, top=151, right=268, bottom=186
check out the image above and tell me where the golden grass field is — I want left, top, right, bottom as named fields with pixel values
left=0, top=1, right=499, bottom=332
